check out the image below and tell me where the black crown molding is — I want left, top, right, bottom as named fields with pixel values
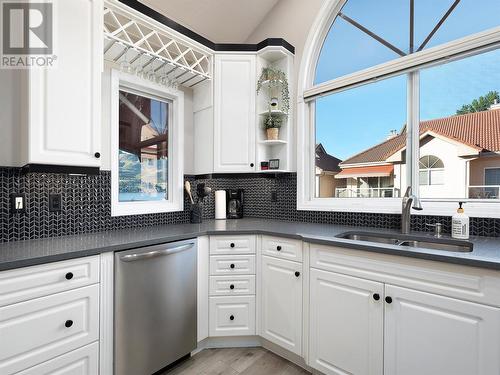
left=117, top=0, right=295, bottom=54
left=21, top=164, right=100, bottom=175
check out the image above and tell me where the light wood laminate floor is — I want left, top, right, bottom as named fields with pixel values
left=162, top=347, right=311, bottom=375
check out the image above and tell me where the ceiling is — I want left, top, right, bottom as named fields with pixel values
left=139, top=0, right=280, bottom=43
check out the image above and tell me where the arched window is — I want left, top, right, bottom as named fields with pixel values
left=419, top=155, right=444, bottom=186
left=298, top=0, right=500, bottom=216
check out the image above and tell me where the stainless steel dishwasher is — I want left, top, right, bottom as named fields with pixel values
left=114, top=239, right=197, bottom=375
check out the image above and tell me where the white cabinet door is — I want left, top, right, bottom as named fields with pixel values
left=260, top=256, right=302, bottom=355
left=384, top=284, right=500, bottom=375
left=28, top=0, right=102, bottom=167
left=309, top=269, right=384, bottom=375
left=214, top=54, right=256, bottom=172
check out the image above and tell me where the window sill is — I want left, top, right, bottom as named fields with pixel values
left=297, top=198, right=500, bottom=218
left=111, top=201, right=184, bottom=217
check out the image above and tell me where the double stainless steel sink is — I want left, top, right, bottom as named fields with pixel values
left=336, top=231, right=473, bottom=253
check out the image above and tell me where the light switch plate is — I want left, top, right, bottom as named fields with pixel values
left=10, top=194, right=25, bottom=214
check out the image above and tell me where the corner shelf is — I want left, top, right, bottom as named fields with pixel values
left=255, top=46, right=294, bottom=173
left=258, top=110, right=288, bottom=117
left=259, top=140, right=288, bottom=145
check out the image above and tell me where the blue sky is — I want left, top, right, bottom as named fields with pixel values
left=315, top=0, right=500, bottom=160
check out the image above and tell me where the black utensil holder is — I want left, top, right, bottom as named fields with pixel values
left=190, top=203, right=202, bottom=223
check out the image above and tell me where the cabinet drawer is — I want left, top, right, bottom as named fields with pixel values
left=0, top=256, right=99, bottom=307
left=209, top=296, right=256, bottom=337
left=0, top=284, right=99, bottom=375
left=210, top=255, right=256, bottom=275
left=16, top=342, right=99, bottom=375
left=262, top=236, right=303, bottom=262
left=210, top=275, right=256, bottom=296
left=210, top=236, right=256, bottom=255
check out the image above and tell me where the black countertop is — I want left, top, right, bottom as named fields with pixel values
left=1, top=219, right=500, bottom=271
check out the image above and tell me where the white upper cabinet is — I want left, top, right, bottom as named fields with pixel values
left=27, top=0, right=103, bottom=167
left=0, top=0, right=103, bottom=168
left=384, top=284, right=500, bottom=375
left=309, top=268, right=384, bottom=375
left=260, top=255, right=302, bottom=355
left=214, top=54, right=256, bottom=172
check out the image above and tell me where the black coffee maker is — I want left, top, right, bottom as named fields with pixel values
left=226, top=189, right=244, bottom=219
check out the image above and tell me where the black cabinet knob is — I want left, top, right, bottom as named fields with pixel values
left=295, top=271, right=300, bottom=277
left=65, top=272, right=73, bottom=280
left=94, top=152, right=101, bottom=159
left=230, top=243, right=235, bottom=248
left=250, top=163, right=254, bottom=167
left=229, top=315, right=235, bottom=321
left=65, top=320, right=73, bottom=328
left=276, top=246, right=282, bottom=251
left=230, top=284, right=235, bottom=290
left=385, top=296, right=393, bottom=304
left=230, top=264, right=235, bottom=269
left=373, top=293, right=380, bottom=301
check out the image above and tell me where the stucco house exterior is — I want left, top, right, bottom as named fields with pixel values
left=330, top=106, right=500, bottom=199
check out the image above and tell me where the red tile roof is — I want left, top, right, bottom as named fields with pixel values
left=341, top=109, right=500, bottom=165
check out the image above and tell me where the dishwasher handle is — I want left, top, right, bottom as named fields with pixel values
left=119, top=243, right=195, bottom=262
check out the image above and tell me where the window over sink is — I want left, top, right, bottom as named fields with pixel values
left=298, top=0, right=500, bottom=217
left=110, top=70, right=184, bottom=216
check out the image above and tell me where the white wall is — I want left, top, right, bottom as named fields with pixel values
left=245, top=0, right=324, bottom=95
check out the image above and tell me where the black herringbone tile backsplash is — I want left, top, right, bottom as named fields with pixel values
left=1, top=168, right=499, bottom=243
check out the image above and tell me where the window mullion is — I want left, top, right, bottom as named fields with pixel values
left=406, top=71, right=420, bottom=195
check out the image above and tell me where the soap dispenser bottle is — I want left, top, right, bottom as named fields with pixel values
left=452, top=202, right=469, bottom=239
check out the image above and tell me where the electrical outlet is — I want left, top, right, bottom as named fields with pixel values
left=10, top=194, right=25, bottom=214
left=49, top=194, right=62, bottom=212
left=271, top=191, right=278, bottom=202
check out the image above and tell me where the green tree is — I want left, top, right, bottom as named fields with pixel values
left=456, top=91, right=500, bottom=115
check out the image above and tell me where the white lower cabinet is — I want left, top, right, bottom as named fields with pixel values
left=0, top=284, right=99, bottom=374
left=16, top=342, right=99, bottom=375
left=309, top=267, right=500, bottom=375
left=384, top=284, right=500, bottom=375
left=309, top=269, right=384, bottom=375
left=260, top=255, right=303, bottom=355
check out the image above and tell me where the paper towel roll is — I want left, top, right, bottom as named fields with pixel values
left=215, top=190, right=226, bottom=220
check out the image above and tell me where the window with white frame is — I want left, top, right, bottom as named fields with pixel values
left=419, top=156, right=444, bottom=186
left=110, top=70, right=184, bottom=216
left=298, top=0, right=500, bottom=216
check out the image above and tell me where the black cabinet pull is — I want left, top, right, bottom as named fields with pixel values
left=230, top=264, right=235, bottom=269
left=65, top=320, right=73, bottom=328
left=373, top=293, right=380, bottom=301
left=94, top=152, right=101, bottom=159
left=295, top=271, right=300, bottom=277
left=230, top=243, right=235, bottom=248
left=276, top=246, right=282, bottom=251
left=385, top=296, right=393, bottom=304
left=229, top=315, right=235, bottom=321
left=230, top=284, right=235, bottom=290
left=65, top=272, right=73, bottom=280
left=250, top=163, right=254, bottom=167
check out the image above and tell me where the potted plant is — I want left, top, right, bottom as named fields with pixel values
left=256, top=67, right=290, bottom=114
left=264, top=113, right=283, bottom=140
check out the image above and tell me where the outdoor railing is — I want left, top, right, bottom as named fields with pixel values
left=335, top=187, right=400, bottom=198
left=468, top=185, right=500, bottom=199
